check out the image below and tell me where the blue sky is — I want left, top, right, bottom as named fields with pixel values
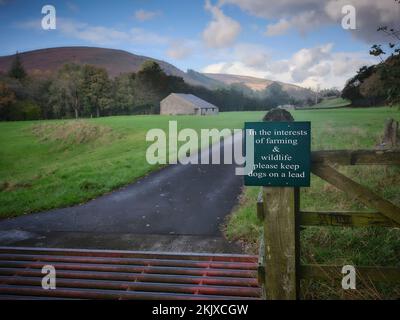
left=0, top=0, right=399, bottom=89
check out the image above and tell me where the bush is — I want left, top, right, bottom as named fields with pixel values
left=8, top=100, right=41, bottom=121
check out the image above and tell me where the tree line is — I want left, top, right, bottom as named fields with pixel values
left=0, top=54, right=300, bottom=121
left=342, top=2, right=400, bottom=107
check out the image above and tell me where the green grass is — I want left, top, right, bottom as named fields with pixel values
left=1, top=106, right=399, bottom=299
left=306, top=97, right=351, bottom=109
left=0, top=112, right=263, bottom=218
left=224, top=106, right=400, bottom=299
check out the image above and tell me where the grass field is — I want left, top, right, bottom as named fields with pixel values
left=0, top=106, right=399, bottom=299
left=305, top=97, right=351, bottom=109
left=224, top=106, right=400, bottom=299
left=0, top=112, right=264, bottom=218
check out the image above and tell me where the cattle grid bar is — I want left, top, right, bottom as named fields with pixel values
left=0, top=246, right=261, bottom=300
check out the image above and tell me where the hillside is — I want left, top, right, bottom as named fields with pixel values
left=203, top=73, right=315, bottom=101
left=0, top=47, right=207, bottom=87
left=186, top=69, right=225, bottom=89
left=0, top=46, right=313, bottom=100
left=342, top=54, right=400, bottom=107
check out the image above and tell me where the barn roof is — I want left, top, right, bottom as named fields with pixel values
left=169, top=93, right=218, bottom=109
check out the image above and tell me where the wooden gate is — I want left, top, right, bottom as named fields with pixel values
left=257, top=149, right=400, bottom=299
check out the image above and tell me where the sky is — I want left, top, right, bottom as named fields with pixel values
left=0, top=0, right=399, bottom=89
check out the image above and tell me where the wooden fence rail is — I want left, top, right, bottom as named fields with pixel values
left=257, top=149, right=400, bottom=300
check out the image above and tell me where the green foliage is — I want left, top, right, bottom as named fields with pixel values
left=8, top=52, right=26, bottom=80
left=305, top=97, right=351, bottom=109
left=369, top=44, right=386, bottom=60
left=380, top=55, right=400, bottom=105
left=113, top=73, right=135, bottom=114
left=81, top=65, right=113, bottom=117
left=343, top=13, right=400, bottom=107
left=0, top=82, right=16, bottom=111
left=0, top=60, right=295, bottom=121
left=8, top=100, right=41, bottom=121
left=49, top=64, right=84, bottom=119
left=262, top=82, right=291, bottom=107
left=0, top=111, right=263, bottom=217
left=319, top=88, right=341, bottom=98
left=342, top=65, right=383, bottom=106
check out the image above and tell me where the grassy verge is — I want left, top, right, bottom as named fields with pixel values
left=224, top=106, right=400, bottom=299
left=303, top=97, right=351, bottom=109
left=0, top=112, right=264, bottom=218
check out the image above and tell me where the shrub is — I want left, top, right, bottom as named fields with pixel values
left=8, top=100, right=41, bottom=120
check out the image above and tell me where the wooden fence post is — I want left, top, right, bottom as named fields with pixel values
left=378, top=118, right=399, bottom=149
left=262, top=187, right=299, bottom=299
left=260, top=108, right=300, bottom=300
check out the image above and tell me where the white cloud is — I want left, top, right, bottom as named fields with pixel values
left=166, top=40, right=193, bottom=60
left=221, top=0, right=400, bottom=43
left=55, top=18, right=167, bottom=46
left=203, top=61, right=267, bottom=78
left=16, top=16, right=168, bottom=46
left=16, top=18, right=169, bottom=46
left=58, top=19, right=128, bottom=45
left=266, top=11, right=324, bottom=37
left=134, top=9, right=161, bottom=22
left=129, top=28, right=168, bottom=45
left=290, top=44, right=333, bottom=82
left=202, top=43, right=374, bottom=89
left=233, top=43, right=271, bottom=69
left=265, top=19, right=291, bottom=36
left=203, top=0, right=241, bottom=48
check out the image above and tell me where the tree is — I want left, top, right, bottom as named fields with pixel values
left=134, top=61, right=169, bottom=113
left=113, top=73, right=136, bottom=114
left=343, top=0, right=400, bottom=108
left=342, top=65, right=377, bottom=105
left=0, top=82, right=16, bottom=119
left=0, top=82, right=16, bottom=108
left=369, top=0, right=400, bottom=106
left=8, top=52, right=27, bottom=80
left=320, top=88, right=341, bottom=98
left=262, top=82, right=291, bottom=107
left=81, top=65, right=112, bottom=117
left=49, top=64, right=83, bottom=118
left=26, top=77, right=53, bottom=119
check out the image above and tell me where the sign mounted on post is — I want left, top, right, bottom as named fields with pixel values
left=244, top=122, right=311, bottom=187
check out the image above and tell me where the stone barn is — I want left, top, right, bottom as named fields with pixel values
left=160, top=93, right=219, bottom=116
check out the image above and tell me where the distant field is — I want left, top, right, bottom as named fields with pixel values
left=0, top=112, right=263, bottom=218
left=1, top=107, right=399, bottom=218
left=225, top=106, right=400, bottom=299
left=304, top=97, right=351, bottom=109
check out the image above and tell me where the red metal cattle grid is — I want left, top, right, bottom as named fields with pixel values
left=0, top=246, right=261, bottom=300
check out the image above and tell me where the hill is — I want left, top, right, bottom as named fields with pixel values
left=186, top=69, right=225, bottom=89
left=0, top=47, right=314, bottom=100
left=203, top=73, right=315, bottom=101
left=342, top=54, right=400, bottom=107
left=0, top=47, right=210, bottom=87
